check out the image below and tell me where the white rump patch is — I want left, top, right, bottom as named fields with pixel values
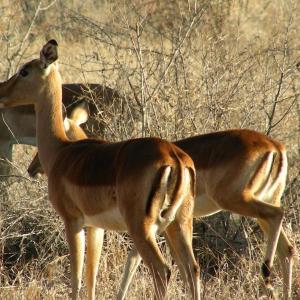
left=158, top=167, right=191, bottom=233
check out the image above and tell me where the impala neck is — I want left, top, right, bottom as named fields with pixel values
left=35, top=69, right=68, bottom=175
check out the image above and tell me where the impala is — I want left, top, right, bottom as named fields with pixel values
left=117, top=132, right=295, bottom=299
left=0, top=40, right=201, bottom=300
left=0, top=82, right=119, bottom=176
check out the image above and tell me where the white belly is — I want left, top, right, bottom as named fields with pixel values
left=84, top=207, right=127, bottom=231
left=194, top=194, right=221, bottom=218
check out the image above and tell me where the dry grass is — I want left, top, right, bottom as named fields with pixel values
left=0, top=0, right=300, bottom=299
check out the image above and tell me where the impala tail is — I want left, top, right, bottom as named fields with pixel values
left=146, top=154, right=195, bottom=233
left=252, top=146, right=287, bottom=201
left=269, top=148, right=288, bottom=192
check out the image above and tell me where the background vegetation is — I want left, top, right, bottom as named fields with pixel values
left=0, top=0, right=299, bottom=299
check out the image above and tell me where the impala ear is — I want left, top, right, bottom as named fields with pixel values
left=40, top=39, right=58, bottom=68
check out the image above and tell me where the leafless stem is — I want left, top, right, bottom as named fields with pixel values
left=265, top=71, right=284, bottom=135
left=145, top=11, right=202, bottom=103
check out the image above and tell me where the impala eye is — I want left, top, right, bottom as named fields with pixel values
left=20, top=69, right=28, bottom=77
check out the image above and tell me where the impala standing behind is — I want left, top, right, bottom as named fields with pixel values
left=0, top=82, right=120, bottom=176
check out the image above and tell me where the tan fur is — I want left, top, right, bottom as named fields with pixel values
left=0, top=40, right=200, bottom=300
left=28, top=104, right=88, bottom=177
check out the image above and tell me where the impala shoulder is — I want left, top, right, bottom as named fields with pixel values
left=51, top=139, right=120, bottom=186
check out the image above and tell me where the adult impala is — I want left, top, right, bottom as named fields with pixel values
left=117, top=134, right=294, bottom=299
left=0, top=40, right=201, bottom=300
left=0, top=82, right=119, bottom=176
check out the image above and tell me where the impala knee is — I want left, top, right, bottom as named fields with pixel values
left=263, top=207, right=284, bottom=228
left=269, top=206, right=284, bottom=221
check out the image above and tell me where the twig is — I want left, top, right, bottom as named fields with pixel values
left=266, top=71, right=284, bottom=135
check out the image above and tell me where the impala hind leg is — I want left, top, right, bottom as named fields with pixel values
left=277, top=229, right=295, bottom=300
left=129, top=229, right=170, bottom=300
left=225, top=198, right=283, bottom=297
left=86, top=227, right=104, bottom=300
left=65, top=220, right=85, bottom=300
left=258, top=221, right=295, bottom=299
left=164, top=220, right=201, bottom=300
left=117, top=247, right=141, bottom=300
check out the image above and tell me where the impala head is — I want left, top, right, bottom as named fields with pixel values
left=0, top=39, right=60, bottom=108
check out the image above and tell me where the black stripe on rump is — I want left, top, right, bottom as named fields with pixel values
left=145, top=166, right=171, bottom=216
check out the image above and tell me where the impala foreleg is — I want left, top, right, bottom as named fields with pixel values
left=64, top=220, right=85, bottom=300
left=86, top=226, right=104, bottom=300
left=117, top=247, right=141, bottom=300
